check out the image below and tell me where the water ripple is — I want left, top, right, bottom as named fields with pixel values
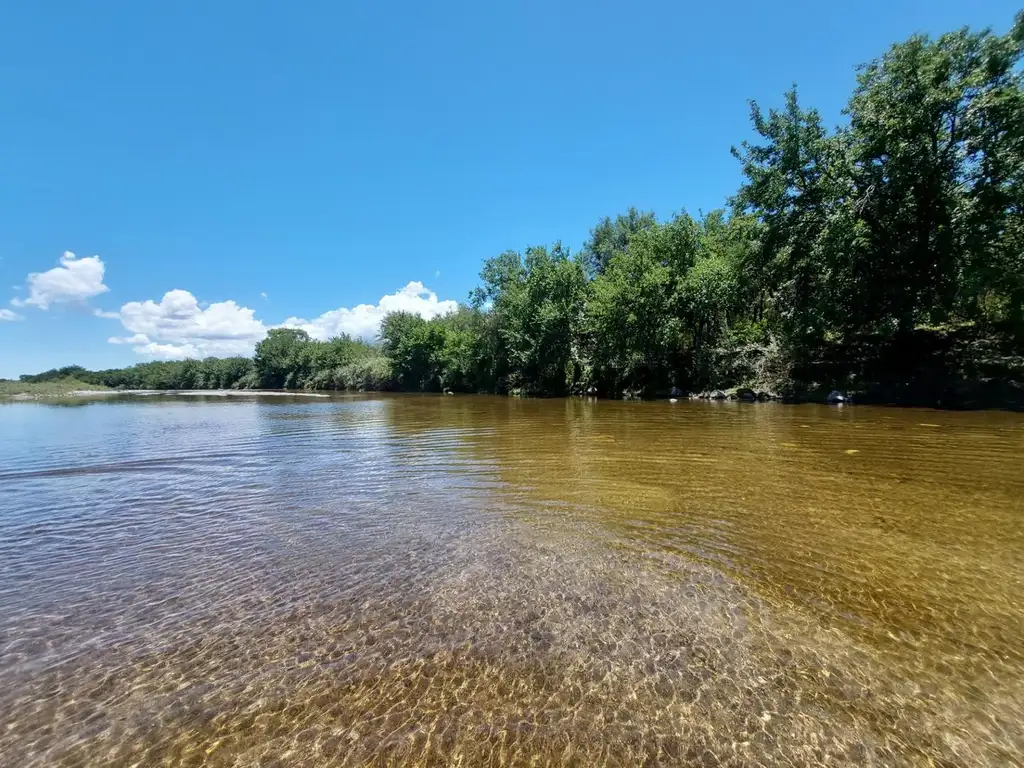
left=0, top=394, right=1022, bottom=765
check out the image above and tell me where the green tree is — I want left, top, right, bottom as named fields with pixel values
left=253, top=328, right=310, bottom=388
left=381, top=312, right=445, bottom=390
left=677, top=213, right=745, bottom=378
left=581, top=207, right=658, bottom=277
left=473, top=244, right=587, bottom=395
left=586, top=213, right=708, bottom=394
left=430, top=307, right=496, bottom=392
left=844, top=14, right=1024, bottom=331
left=732, top=87, right=850, bottom=345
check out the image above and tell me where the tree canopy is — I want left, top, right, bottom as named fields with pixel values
left=23, top=13, right=1024, bottom=405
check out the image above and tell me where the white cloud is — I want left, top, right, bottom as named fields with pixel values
left=104, top=281, right=458, bottom=361
left=93, top=308, right=120, bottom=319
left=110, top=289, right=268, bottom=359
left=0, top=308, right=22, bottom=322
left=15, top=251, right=109, bottom=309
left=135, top=342, right=198, bottom=359
left=108, top=333, right=150, bottom=345
left=260, top=291, right=268, bottom=299
left=282, top=281, right=457, bottom=341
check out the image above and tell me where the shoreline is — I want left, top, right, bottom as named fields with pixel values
left=4, top=385, right=1022, bottom=412
left=0, top=388, right=331, bottom=401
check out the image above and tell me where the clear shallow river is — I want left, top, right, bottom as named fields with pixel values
left=1, top=394, right=1022, bottom=766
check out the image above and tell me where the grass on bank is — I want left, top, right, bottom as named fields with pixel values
left=0, top=378, right=110, bottom=398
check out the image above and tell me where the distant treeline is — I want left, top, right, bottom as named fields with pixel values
left=21, top=15, right=1024, bottom=404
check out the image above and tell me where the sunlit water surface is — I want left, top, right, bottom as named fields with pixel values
left=1, top=394, right=1022, bottom=766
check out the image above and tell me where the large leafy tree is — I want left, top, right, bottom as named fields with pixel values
left=473, top=244, right=588, bottom=395
left=588, top=227, right=675, bottom=394
left=431, top=308, right=497, bottom=393
left=677, top=212, right=746, bottom=376
left=587, top=214, right=704, bottom=393
left=380, top=312, right=445, bottom=391
left=844, top=13, right=1024, bottom=331
left=581, top=207, right=658, bottom=278
left=731, top=88, right=850, bottom=345
left=253, top=328, right=310, bottom=388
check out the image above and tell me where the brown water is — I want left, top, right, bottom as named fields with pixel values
left=1, top=394, right=1022, bottom=766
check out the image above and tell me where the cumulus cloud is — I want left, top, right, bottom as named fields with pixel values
left=0, top=308, right=22, bottom=321
left=14, top=251, right=109, bottom=309
left=282, top=281, right=457, bottom=341
left=135, top=342, right=199, bottom=359
left=104, top=281, right=457, bottom=360
left=109, top=289, right=268, bottom=359
left=108, top=333, right=150, bottom=345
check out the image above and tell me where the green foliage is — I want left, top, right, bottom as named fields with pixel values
left=581, top=207, right=658, bottom=277
left=588, top=224, right=679, bottom=394
left=731, top=87, right=850, bottom=343
left=83, top=357, right=256, bottom=390
left=0, top=377, right=107, bottom=398
left=381, top=312, right=443, bottom=390
left=19, top=365, right=91, bottom=383
left=15, top=13, right=1024, bottom=402
left=339, top=355, right=394, bottom=392
left=583, top=211, right=749, bottom=395
left=732, top=14, right=1024, bottom=343
left=253, top=328, right=311, bottom=388
left=474, top=244, right=589, bottom=395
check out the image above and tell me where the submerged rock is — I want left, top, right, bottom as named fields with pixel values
left=735, top=387, right=757, bottom=401
left=710, top=390, right=727, bottom=400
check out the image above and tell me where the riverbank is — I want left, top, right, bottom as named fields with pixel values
left=7, top=378, right=1022, bottom=411
left=110, top=389, right=330, bottom=398
left=707, top=325, right=1024, bottom=411
left=0, top=382, right=337, bottom=401
left=0, top=379, right=110, bottom=400
left=9, top=323, right=1024, bottom=411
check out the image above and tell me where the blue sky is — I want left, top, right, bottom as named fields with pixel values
left=1, top=0, right=1019, bottom=377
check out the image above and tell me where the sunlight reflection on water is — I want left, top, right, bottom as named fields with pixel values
left=1, top=394, right=1022, bottom=765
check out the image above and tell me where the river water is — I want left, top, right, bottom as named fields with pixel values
left=1, top=394, right=1022, bottom=766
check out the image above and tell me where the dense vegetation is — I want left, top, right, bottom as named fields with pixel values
left=0, top=376, right=108, bottom=398
left=15, top=15, right=1024, bottom=406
